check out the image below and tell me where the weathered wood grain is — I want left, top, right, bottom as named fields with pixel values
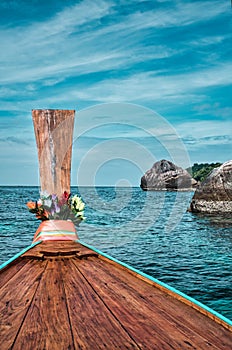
left=0, top=260, right=47, bottom=350
left=100, top=255, right=232, bottom=331
left=76, top=257, right=232, bottom=349
left=75, top=258, right=183, bottom=349
left=12, top=259, right=74, bottom=350
left=0, top=259, right=28, bottom=289
left=98, top=256, right=232, bottom=336
left=32, top=109, right=75, bottom=197
left=22, top=241, right=97, bottom=260
left=22, top=241, right=79, bottom=256
left=1, top=241, right=231, bottom=349
left=62, top=259, right=140, bottom=349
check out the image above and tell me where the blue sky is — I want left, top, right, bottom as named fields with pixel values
left=0, top=0, right=231, bottom=186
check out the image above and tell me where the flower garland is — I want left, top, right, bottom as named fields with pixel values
left=27, top=191, right=85, bottom=226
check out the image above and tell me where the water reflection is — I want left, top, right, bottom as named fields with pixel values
left=191, top=212, right=232, bottom=228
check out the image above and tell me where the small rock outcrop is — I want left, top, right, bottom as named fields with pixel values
left=189, top=160, right=232, bottom=213
left=140, top=160, right=197, bottom=191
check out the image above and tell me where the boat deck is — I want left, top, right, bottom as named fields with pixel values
left=0, top=241, right=231, bottom=349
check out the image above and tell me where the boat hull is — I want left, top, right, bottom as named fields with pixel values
left=0, top=240, right=231, bottom=349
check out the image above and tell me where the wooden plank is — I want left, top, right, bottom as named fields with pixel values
left=99, top=254, right=232, bottom=330
left=97, top=258, right=232, bottom=347
left=76, top=257, right=232, bottom=349
left=75, top=258, right=183, bottom=349
left=32, top=109, right=75, bottom=197
left=97, top=257, right=232, bottom=341
left=22, top=241, right=79, bottom=256
left=62, top=259, right=140, bottom=349
left=12, top=259, right=74, bottom=350
left=2, top=241, right=230, bottom=349
left=100, top=255, right=231, bottom=331
left=22, top=241, right=95, bottom=259
left=0, top=260, right=47, bottom=350
left=0, top=259, right=28, bottom=289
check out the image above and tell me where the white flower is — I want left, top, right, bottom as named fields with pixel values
left=44, top=199, right=52, bottom=207
left=40, top=190, right=49, bottom=198
left=71, top=195, right=85, bottom=212
left=75, top=211, right=84, bottom=218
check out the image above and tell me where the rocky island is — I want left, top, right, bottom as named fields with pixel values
left=189, top=160, right=232, bottom=213
left=140, top=159, right=197, bottom=191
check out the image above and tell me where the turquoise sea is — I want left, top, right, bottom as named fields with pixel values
left=0, top=186, right=231, bottom=320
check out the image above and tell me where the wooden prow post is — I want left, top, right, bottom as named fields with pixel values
left=32, top=109, right=75, bottom=197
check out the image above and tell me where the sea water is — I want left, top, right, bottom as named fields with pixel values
left=0, top=186, right=231, bottom=320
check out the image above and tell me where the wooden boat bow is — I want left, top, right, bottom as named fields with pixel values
left=0, top=239, right=232, bottom=349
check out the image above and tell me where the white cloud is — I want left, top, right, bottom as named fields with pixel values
left=95, top=0, right=227, bottom=32
left=64, top=62, right=232, bottom=105
left=0, top=0, right=114, bottom=83
left=177, top=120, right=232, bottom=139
left=0, top=0, right=229, bottom=86
left=189, top=34, right=230, bottom=47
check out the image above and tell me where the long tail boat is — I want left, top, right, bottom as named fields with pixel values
left=0, top=110, right=231, bottom=349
